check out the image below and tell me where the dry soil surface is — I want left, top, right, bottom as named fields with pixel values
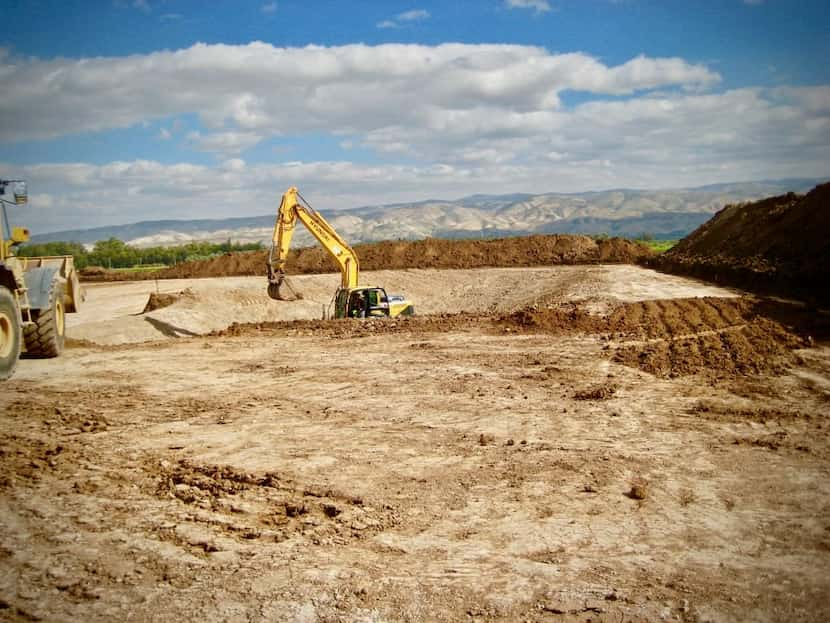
left=2, top=265, right=830, bottom=622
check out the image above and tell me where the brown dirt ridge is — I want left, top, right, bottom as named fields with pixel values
left=649, top=182, right=830, bottom=305
left=215, top=295, right=822, bottom=380
left=81, top=234, right=652, bottom=281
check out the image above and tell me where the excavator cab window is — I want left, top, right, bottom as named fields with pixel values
left=366, top=288, right=390, bottom=317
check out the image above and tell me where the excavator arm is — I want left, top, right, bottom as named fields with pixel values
left=267, top=187, right=360, bottom=300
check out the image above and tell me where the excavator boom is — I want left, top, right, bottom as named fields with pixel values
left=267, top=187, right=359, bottom=300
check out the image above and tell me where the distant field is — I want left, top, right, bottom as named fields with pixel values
left=641, top=239, right=678, bottom=253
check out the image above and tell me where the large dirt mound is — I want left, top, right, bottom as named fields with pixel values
left=82, top=235, right=652, bottom=282
left=649, top=183, right=830, bottom=304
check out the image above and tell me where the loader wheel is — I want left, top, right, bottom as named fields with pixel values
left=23, top=276, right=65, bottom=358
left=0, top=287, right=22, bottom=380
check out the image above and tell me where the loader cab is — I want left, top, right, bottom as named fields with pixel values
left=334, top=287, right=391, bottom=319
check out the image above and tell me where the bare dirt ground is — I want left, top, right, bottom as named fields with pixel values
left=2, top=265, right=830, bottom=622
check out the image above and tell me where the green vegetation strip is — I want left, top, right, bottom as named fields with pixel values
left=17, top=238, right=263, bottom=270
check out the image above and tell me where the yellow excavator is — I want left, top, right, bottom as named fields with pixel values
left=266, top=187, right=414, bottom=319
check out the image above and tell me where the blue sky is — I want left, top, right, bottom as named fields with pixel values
left=1, top=0, right=829, bottom=232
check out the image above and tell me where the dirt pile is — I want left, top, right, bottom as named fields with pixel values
left=210, top=312, right=490, bottom=340
left=81, top=235, right=652, bottom=282
left=141, top=289, right=194, bottom=313
left=501, top=296, right=754, bottom=336
left=214, top=296, right=822, bottom=379
left=649, top=183, right=830, bottom=304
left=506, top=297, right=821, bottom=378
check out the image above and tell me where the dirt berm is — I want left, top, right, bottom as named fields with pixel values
left=649, top=182, right=830, bottom=305
left=81, top=235, right=651, bottom=281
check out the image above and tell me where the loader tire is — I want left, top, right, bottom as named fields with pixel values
left=23, top=276, right=65, bottom=358
left=0, top=287, right=22, bottom=380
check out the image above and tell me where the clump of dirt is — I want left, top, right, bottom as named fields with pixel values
left=81, top=235, right=653, bottom=282
left=502, top=305, right=602, bottom=333
left=648, top=183, right=830, bottom=304
left=142, top=289, right=194, bottom=313
left=574, top=384, right=617, bottom=401
left=626, top=480, right=649, bottom=500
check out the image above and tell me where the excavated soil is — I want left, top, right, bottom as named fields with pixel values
left=3, top=266, right=830, bottom=622
left=650, top=182, right=830, bottom=304
left=81, top=234, right=652, bottom=282
left=142, top=289, right=195, bottom=313
left=216, top=296, right=823, bottom=380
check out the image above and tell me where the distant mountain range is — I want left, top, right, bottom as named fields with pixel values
left=31, top=178, right=825, bottom=248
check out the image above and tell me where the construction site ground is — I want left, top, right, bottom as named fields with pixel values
left=2, top=265, right=830, bottom=622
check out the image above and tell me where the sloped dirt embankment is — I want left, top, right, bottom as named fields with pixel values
left=648, top=182, right=830, bottom=305
left=81, top=235, right=652, bottom=282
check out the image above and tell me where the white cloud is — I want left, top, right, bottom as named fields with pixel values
left=505, top=0, right=551, bottom=14
left=0, top=42, right=720, bottom=153
left=261, top=2, right=277, bottom=14
left=377, top=9, right=430, bottom=29
left=160, top=13, right=182, bottom=21
left=1, top=42, right=827, bottom=233
left=189, top=130, right=263, bottom=154
left=398, top=10, right=430, bottom=22
left=133, top=0, right=151, bottom=12
left=0, top=100, right=830, bottom=232
left=6, top=80, right=830, bottom=233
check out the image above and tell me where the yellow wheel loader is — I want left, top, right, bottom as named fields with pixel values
left=266, top=187, right=414, bottom=319
left=0, top=180, right=83, bottom=380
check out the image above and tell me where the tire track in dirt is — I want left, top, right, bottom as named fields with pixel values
left=147, top=459, right=398, bottom=553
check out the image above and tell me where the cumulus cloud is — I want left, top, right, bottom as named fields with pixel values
left=1, top=42, right=827, bottom=232
left=377, top=9, right=430, bottom=29
left=398, top=10, right=429, bottom=21
left=505, top=0, right=551, bottom=13
left=5, top=80, right=829, bottom=233
left=188, top=130, right=263, bottom=154
left=0, top=42, right=719, bottom=151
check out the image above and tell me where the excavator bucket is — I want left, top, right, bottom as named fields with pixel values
left=267, top=273, right=303, bottom=301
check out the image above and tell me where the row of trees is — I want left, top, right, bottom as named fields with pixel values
left=17, top=237, right=263, bottom=270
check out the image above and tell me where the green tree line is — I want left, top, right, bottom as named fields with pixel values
left=16, top=237, right=263, bottom=270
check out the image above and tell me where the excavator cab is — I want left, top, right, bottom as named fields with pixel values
left=335, top=287, right=391, bottom=319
